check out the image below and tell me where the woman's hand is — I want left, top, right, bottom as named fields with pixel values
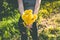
left=26, top=24, right=32, bottom=29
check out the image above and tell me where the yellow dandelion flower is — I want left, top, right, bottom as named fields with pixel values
left=22, top=9, right=37, bottom=26
left=24, top=9, right=32, bottom=15
left=33, top=14, right=37, bottom=20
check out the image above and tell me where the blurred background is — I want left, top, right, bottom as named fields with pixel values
left=0, top=0, right=60, bottom=40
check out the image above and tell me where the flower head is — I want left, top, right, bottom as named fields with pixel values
left=22, top=9, right=37, bottom=26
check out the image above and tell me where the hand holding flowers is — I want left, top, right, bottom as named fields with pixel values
left=22, top=9, right=37, bottom=28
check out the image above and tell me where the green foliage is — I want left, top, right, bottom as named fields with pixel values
left=0, top=0, right=20, bottom=40
left=3, top=1, right=8, bottom=8
left=39, top=26, right=60, bottom=40
left=38, top=0, right=60, bottom=18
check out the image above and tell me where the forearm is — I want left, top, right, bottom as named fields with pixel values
left=18, top=0, right=24, bottom=16
left=34, top=0, right=41, bottom=14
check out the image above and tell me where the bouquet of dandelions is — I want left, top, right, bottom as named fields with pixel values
left=22, top=9, right=37, bottom=28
